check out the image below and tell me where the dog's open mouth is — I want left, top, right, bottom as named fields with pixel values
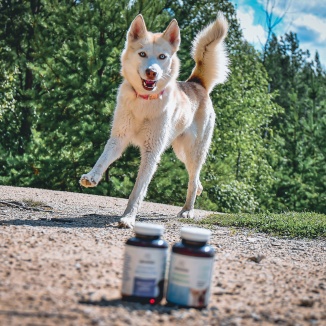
left=142, top=78, right=157, bottom=91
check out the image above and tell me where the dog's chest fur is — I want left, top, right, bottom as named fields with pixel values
left=113, top=81, right=205, bottom=148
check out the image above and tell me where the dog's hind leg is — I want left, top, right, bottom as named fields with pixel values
left=80, top=137, right=128, bottom=187
left=173, top=110, right=215, bottom=218
left=178, top=164, right=202, bottom=219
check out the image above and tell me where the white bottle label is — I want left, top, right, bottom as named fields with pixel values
left=167, top=253, right=214, bottom=307
left=122, top=245, right=168, bottom=298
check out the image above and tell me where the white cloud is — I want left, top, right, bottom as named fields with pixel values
left=260, top=0, right=326, bottom=19
left=233, top=0, right=326, bottom=65
left=236, top=6, right=266, bottom=48
left=291, top=14, right=326, bottom=43
left=282, top=11, right=326, bottom=63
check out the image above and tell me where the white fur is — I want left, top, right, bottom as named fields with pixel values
left=188, top=13, right=229, bottom=92
left=80, top=14, right=229, bottom=228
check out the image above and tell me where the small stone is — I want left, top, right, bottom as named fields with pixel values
left=299, top=297, right=314, bottom=307
left=251, top=313, right=261, bottom=321
left=201, top=309, right=209, bottom=317
left=248, top=254, right=265, bottom=263
left=291, top=247, right=305, bottom=251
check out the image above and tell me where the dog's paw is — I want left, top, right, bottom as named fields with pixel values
left=118, top=215, right=136, bottom=228
left=79, top=172, right=101, bottom=188
left=177, top=209, right=195, bottom=219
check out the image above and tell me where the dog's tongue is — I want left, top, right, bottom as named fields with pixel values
left=145, top=80, right=155, bottom=87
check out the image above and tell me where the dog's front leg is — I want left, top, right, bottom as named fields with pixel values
left=119, top=149, right=162, bottom=228
left=80, top=137, right=128, bottom=187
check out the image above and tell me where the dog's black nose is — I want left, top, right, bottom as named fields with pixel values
left=146, top=68, right=157, bottom=79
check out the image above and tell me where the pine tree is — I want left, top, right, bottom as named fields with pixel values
left=264, top=33, right=326, bottom=213
left=0, top=0, right=41, bottom=155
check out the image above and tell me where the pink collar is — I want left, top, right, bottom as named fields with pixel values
left=135, top=89, right=165, bottom=100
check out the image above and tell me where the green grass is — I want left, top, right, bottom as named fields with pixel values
left=22, top=198, right=52, bottom=210
left=23, top=198, right=48, bottom=207
left=193, top=212, right=326, bottom=239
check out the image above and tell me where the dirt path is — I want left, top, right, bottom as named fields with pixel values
left=0, top=185, right=325, bottom=325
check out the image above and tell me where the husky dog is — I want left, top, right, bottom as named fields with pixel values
left=80, top=14, right=229, bottom=228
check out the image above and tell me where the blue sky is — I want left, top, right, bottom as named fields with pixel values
left=230, top=0, right=326, bottom=65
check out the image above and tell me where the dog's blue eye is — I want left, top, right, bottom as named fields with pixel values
left=159, top=54, right=166, bottom=60
left=139, top=52, right=146, bottom=57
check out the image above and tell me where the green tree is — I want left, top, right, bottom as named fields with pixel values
left=264, top=33, right=326, bottom=213
left=0, top=0, right=40, bottom=156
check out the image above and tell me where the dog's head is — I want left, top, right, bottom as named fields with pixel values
left=190, top=288, right=208, bottom=307
left=121, top=15, right=180, bottom=95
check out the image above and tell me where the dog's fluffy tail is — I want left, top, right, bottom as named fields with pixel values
left=187, top=13, right=229, bottom=93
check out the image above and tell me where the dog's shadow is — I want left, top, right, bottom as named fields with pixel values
left=1, top=213, right=174, bottom=229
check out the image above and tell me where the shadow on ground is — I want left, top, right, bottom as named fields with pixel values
left=78, top=297, right=188, bottom=313
left=0, top=214, right=175, bottom=229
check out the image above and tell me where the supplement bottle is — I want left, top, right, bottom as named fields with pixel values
left=121, top=222, right=168, bottom=304
left=166, top=226, right=215, bottom=308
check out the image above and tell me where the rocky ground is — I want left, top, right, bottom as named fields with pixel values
left=0, top=185, right=325, bottom=326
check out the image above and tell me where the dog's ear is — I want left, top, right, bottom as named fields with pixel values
left=162, top=19, right=180, bottom=51
left=128, top=14, right=147, bottom=42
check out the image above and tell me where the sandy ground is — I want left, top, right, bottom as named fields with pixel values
left=0, top=185, right=325, bottom=326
